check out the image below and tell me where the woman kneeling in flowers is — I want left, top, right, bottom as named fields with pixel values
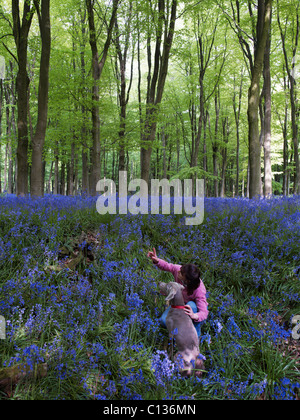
left=147, top=248, right=209, bottom=337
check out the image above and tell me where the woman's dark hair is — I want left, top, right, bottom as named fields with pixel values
left=180, top=263, right=201, bottom=295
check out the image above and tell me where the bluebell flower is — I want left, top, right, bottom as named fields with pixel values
left=126, top=292, right=144, bottom=311
left=151, top=350, right=181, bottom=387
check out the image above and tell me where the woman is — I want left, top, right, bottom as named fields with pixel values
left=147, top=248, right=208, bottom=337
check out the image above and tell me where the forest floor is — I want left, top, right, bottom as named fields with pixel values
left=0, top=194, right=300, bottom=400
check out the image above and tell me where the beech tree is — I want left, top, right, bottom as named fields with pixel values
left=277, top=0, right=300, bottom=195
left=85, top=0, right=119, bottom=196
left=219, top=0, right=273, bottom=198
left=114, top=0, right=134, bottom=172
left=246, top=0, right=272, bottom=198
left=139, top=0, right=177, bottom=184
left=30, top=0, right=51, bottom=198
left=11, top=0, right=35, bottom=196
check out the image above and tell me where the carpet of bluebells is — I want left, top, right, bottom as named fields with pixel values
left=0, top=194, right=300, bottom=400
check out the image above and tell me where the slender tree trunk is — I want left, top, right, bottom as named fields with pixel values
left=193, top=17, right=219, bottom=170
left=3, top=76, right=14, bottom=194
left=82, top=143, right=89, bottom=194
left=67, top=142, right=75, bottom=196
left=137, top=25, right=143, bottom=141
left=86, top=0, right=119, bottom=195
left=277, top=0, right=300, bottom=194
left=220, top=117, right=229, bottom=197
left=90, top=46, right=101, bottom=194
left=140, top=0, right=177, bottom=184
left=203, top=110, right=208, bottom=190
left=60, top=154, right=65, bottom=195
left=54, top=143, right=59, bottom=194
left=281, top=73, right=289, bottom=196
left=212, top=88, right=220, bottom=197
left=263, top=13, right=272, bottom=197
left=78, top=6, right=89, bottom=195
left=194, top=15, right=224, bottom=196
left=4, top=143, right=7, bottom=193
left=162, top=125, right=168, bottom=179
left=233, top=71, right=243, bottom=196
left=4, top=84, right=12, bottom=191
left=47, top=161, right=53, bottom=193
left=176, top=116, right=180, bottom=173
left=115, top=1, right=133, bottom=172
left=0, top=80, right=3, bottom=193
left=30, top=0, right=51, bottom=197
left=248, top=0, right=272, bottom=198
left=74, top=153, right=78, bottom=194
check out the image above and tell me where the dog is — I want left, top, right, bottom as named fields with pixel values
left=159, top=281, right=205, bottom=377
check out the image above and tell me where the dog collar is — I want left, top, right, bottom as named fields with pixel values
left=171, top=305, right=185, bottom=309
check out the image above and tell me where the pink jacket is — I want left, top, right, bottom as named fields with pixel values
left=155, top=258, right=209, bottom=322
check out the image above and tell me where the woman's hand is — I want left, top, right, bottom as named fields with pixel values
left=147, top=247, right=159, bottom=264
left=184, top=305, right=198, bottom=321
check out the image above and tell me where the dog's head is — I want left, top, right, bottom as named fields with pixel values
left=159, top=281, right=185, bottom=303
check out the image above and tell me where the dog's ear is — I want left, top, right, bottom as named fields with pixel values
left=159, top=282, right=167, bottom=295
left=165, top=284, right=177, bottom=302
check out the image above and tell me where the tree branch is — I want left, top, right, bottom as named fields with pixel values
left=0, top=33, right=13, bottom=41
left=2, top=42, right=18, bottom=64
left=98, top=0, right=120, bottom=78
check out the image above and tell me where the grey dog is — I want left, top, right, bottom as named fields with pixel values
left=159, top=281, right=205, bottom=377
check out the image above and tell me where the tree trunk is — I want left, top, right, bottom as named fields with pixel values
left=47, top=161, right=53, bottom=194
left=281, top=73, right=289, bottom=196
left=224, top=0, right=272, bottom=198
left=67, top=142, right=75, bottom=196
left=60, top=157, right=65, bottom=195
left=115, top=2, right=133, bottom=172
left=193, top=17, right=219, bottom=171
left=30, top=0, right=51, bottom=198
left=203, top=110, right=208, bottom=190
left=248, top=0, right=272, bottom=199
left=82, top=144, right=89, bottom=195
left=15, top=50, right=30, bottom=196
left=4, top=84, right=12, bottom=193
left=233, top=71, right=243, bottom=197
left=86, top=0, right=119, bottom=195
left=213, top=88, right=220, bottom=197
left=220, top=117, right=229, bottom=197
left=0, top=80, right=3, bottom=193
left=277, top=0, right=300, bottom=194
left=54, top=143, right=59, bottom=194
left=90, top=52, right=101, bottom=195
left=263, top=13, right=272, bottom=197
left=79, top=6, right=89, bottom=195
left=0, top=80, right=5, bottom=193
left=12, top=0, right=35, bottom=196
left=140, top=0, right=177, bottom=184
